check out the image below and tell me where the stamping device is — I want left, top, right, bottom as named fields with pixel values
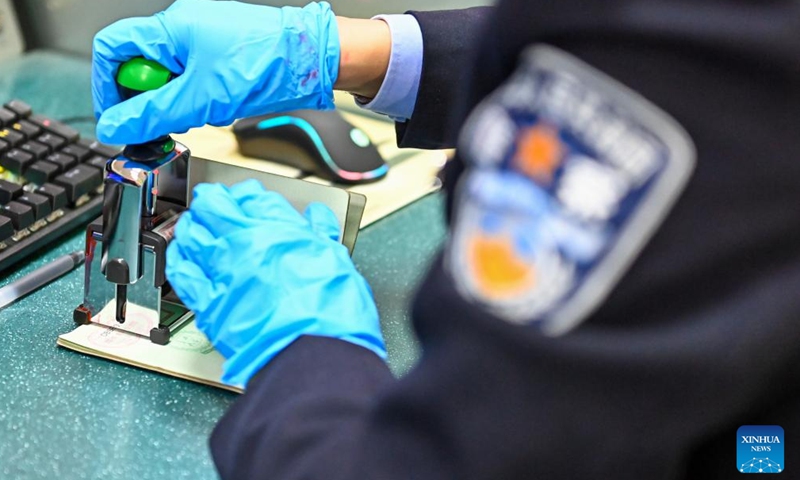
left=73, top=58, right=193, bottom=345
left=71, top=59, right=369, bottom=345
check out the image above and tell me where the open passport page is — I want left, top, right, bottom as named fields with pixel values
left=57, top=302, right=241, bottom=393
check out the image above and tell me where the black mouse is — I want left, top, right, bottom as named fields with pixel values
left=233, top=110, right=388, bottom=184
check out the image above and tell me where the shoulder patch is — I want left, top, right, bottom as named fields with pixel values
left=447, top=45, right=695, bottom=335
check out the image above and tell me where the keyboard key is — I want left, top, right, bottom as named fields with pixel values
left=0, top=128, right=25, bottom=147
left=54, top=164, right=103, bottom=203
left=79, top=138, right=119, bottom=159
left=11, top=120, right=41, bottom=140
left=4, top=100, right=32, bottom=118
left=0, top=216, right=13, bottom=241
left=86, top=155, right=108, bottom=171
left=17, top=192, right=52, bottom=220
left=26, top=161, right=60, bottom=185
left=35, top=183, right=67, bottom=211
left=0, top=148, right=35, bottom=174
left=2, top=201, right=35, bottom=229
left=29, top=114, right=79, bottom=143
left=36, top=132, right=66, bottom=151
left=61, top=144, right=91, bottom=162
left=0, top=109, right=16, bottom=128
left=45, top=152, right=77, bottom=172
left=0, top=99, right=114, bottom=273
left=0, top=179, right=22, bottom=204
left=20, top=141, right=50, bottom=160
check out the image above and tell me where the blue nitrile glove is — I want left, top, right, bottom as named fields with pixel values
left=92, top=0, right=339, bottom=145
left=165, top=180, right=386, bottom=388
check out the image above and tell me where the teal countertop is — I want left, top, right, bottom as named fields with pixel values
left=0, top=51, right=446, bottom=480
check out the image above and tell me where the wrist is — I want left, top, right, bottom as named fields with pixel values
left=334, top=16, right=391, bottom=99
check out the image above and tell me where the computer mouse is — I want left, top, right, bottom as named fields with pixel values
left=233, top=109, right=388, bottom=184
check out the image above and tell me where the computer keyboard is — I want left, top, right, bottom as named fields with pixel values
left=0, top=99, right=117, bottom=273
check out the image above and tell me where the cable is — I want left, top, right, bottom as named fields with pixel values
left=57, top=116, right=97, bottom=126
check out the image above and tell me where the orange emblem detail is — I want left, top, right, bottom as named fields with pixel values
left=468, top=233, right=536, bottom=300
left=513, top=124, right=563, bottom=183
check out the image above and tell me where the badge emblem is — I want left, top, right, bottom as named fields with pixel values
left=448, top=46, right=696, bottom=334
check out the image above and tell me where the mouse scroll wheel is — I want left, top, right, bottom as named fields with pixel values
left=349, top=128, right=372, bottom=148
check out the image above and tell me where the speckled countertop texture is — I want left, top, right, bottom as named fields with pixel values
left=0, top=51, right=446, bottom=480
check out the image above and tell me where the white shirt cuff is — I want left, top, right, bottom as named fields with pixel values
left=356, top=14, right=423, bottom=122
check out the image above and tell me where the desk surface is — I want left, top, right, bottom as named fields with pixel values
left=0, top=51, right=446, bottom=480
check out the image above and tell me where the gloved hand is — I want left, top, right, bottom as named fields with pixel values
left=165, top=180, right=386, bottom=388
left=92, top=0, right=340, bottom=145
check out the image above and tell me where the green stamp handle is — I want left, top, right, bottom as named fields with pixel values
left=116, top=58, right=177, bottom=155
left=116, top=58, right=173, bottom=97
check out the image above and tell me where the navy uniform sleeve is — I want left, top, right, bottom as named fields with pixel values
left=211, top=257, right=800, bottom=480
left=210, top=336, right=394, bottom=479
left=394, top=7, right=492, bottom=150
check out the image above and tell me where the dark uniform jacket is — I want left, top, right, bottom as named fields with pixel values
left=211, top=1, right=800, bottom=478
